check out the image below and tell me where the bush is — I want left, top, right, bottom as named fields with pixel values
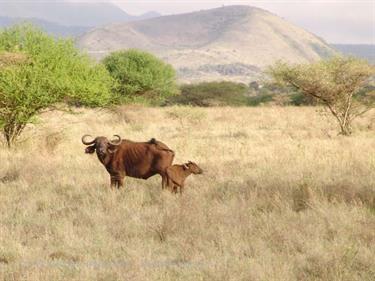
left=0, top=24, right=114, bottom=147
left=247, top=93, right=274, bottom=106
left=103, top=49, right=178, bottom=104
left=167, top=81, right=250, bottom=106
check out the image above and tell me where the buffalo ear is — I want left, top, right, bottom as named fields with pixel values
left=108, top=144, right=119, bottom=154
left=85, top=145, right=96, bottom=154
left=183, top=164, right=189, bottom=170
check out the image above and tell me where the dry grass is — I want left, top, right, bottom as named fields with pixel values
left=0, top=106, right=374, bottom=281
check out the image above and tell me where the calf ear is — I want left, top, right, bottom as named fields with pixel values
left=183, top=164, right=189, bottom=170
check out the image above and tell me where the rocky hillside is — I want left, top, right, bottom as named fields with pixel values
left=78, top=5, right=335, bottom=83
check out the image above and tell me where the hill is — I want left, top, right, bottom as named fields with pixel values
left=332, top=44, right=375, bottom=64
left=0, top=16, right=90, bottom=37
left=78, top=5, right=336, bottom=83
left=0, top=1, right=160, bottom=37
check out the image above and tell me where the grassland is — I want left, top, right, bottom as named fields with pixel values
left=0, top=106, right=374, bottom=281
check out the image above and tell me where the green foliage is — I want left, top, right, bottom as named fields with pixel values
left=289, top=93, right=307, bottom=106
left=103, top=49, right=178, bottom=104
left=268, top=56, right=375, bottom=135
left=247, top=94, right=274, bottom=106
left=167, top=81, right=250, bottom=106
left=289, top=92, right=318, bottom=106
left=355, top=84, right=375, bottom=105
left=0, top=24, right=114, bottom=146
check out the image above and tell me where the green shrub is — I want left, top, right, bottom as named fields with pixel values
left=0, top=24, right=113, bottom=147
left=103, top=49, right=178, bottom=104
left=247, top=94, right=274, bottom=106
left=167, top=81, right=250, bottom=106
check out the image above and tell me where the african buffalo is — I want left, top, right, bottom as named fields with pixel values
left=82, top=135, right=175, bottom=189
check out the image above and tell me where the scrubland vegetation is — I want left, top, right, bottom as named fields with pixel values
left=1, top=23, right=374, bottom=280
left=0, top=106, right=374, bottom=281
left=1, top=25, right=373, bottom=146
left=166, top=81, right=250, bottom=106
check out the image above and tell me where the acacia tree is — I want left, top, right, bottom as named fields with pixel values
left=0, top=24, right=114, bottom=147
left=103, top=49, right=178, bottom=104
left=268, top=57, right=374, bottom=135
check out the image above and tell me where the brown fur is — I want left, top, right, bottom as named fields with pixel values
left=83, top=136, right=174, bottom=189
left=166, top=161, right=203, bottom=193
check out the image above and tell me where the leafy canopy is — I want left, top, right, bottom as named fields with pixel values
left=103, top=49, right=178, bottom=104
left=0, top=24, right=114, bottom=146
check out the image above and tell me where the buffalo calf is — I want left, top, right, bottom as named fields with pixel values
left=166, top=161, right=203, bottom=193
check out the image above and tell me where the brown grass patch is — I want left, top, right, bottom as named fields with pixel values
left=0, top=106, right=374, bottom=280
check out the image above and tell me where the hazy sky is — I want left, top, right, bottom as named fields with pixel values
left=109, top=0, right=374, bottom=44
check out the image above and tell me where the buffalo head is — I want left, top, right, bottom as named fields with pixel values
left=82, top=135, right=122, bottom=157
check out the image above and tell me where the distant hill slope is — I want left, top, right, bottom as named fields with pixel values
left=78, top=5, right=336, bottom=83
left=0, top=1, right=132, bottom=27
left=0, top=17, right=90, bottom=37
left=332, top=44, right=375, bottom=64
left=0, top=1, right=160, bottom=36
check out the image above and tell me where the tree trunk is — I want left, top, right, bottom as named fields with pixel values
left=2, top=121, right=26, bottom=147
left=339, top=122, right=352, bottom=136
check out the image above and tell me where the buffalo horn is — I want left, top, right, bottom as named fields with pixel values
left=82, top=134, right=95, bottom=145
left=109, top=135, right=122, bottom=145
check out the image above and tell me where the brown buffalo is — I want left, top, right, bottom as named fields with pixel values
left=82, top=135, right=175, bottom=189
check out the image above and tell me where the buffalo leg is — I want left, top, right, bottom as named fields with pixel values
left=110, top=173, right=124, bottom=189
left=117, top=175, right=124, bottom=189
left=110, top=175, right=116, bottom=189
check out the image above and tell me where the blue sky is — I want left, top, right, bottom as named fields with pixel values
left=110, top=0, right=374, bottom=44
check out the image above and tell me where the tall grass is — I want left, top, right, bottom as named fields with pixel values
left=0, top=106, right=374, bottom=280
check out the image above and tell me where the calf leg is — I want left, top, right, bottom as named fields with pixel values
left=161, top=175, right=167, bottom=190
left=172, top=184, right=179, bottom=194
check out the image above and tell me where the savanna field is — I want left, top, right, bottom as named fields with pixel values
left=0, top=106, right=374, bottom=281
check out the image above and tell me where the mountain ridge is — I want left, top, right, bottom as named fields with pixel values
left=0, top=1, right=159, bottom=27
left=332, top=44, right=375, bottom=64
left=78, top=5, right=335, bottom=83
left=0, top=16, right=90, bottom=37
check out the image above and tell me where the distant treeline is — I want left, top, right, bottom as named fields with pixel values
left=165, top=80, right=375, bottom=108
